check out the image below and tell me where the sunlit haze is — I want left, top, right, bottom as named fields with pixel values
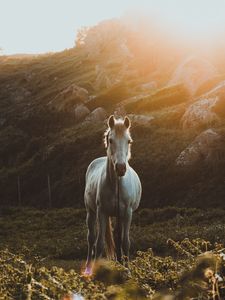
left=1, top=0, right=225, bottom=55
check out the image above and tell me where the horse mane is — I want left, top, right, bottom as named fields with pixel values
left=104, top=128, right=110, bottom=148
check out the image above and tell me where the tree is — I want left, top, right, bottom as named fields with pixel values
left=75, top=27, right=89, bottom=48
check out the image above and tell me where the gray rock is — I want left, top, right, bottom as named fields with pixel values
left=176, top=129, right=220, bottom=166
left=128, top=114, right=154, bottom=125
left=181, top=80, right=225, bottom=128
left=49, top=84, right=89, bottom=111
left=74, top=104, right=90, bottom=122
left=181, top=97, right=219, bottom=129
left=85, top=107, right=107, bottom=122
left=60, top=84, right=89, bottom=102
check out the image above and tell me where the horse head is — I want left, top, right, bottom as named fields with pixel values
left=105, top=115, right=132, bottom=177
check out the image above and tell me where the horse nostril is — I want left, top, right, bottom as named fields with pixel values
left=115, top=163, right=126, bottom=176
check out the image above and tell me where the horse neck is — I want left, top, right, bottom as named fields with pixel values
left=106, top=155, right=118, bottom=188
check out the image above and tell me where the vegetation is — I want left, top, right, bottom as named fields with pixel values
left=1, top=207, right=225, bottom=299
left=2, top=206, right=225, bottom=261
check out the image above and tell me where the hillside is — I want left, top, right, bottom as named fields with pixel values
left=0, top=20, right=225, bottom=209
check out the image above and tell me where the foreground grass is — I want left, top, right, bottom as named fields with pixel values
left=1, top=207, right=225, bottom=299
left=1, top=239, right=225, bottom=299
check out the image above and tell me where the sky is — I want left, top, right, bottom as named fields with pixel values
left=1, top=0, right=225, bottom=55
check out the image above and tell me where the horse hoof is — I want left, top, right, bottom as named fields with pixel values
left=83, top=266, right=92, bottom=276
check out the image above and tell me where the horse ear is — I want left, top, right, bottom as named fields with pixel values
left=108, top=115, right=115, bottom=129
left=124, top=116, right=131, bottom=129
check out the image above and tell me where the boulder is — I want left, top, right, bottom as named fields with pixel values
left=60, top=84, right=89, bottom=102
left=176, top=129, right=220, bottom=166
left=74, top=104, right=90, bottom=122
left=169, top=56, right=217, bottom=96
left=85, top=107, right=107, bottom=122
left=182, top=97, right=219, bottom=129
left=181, top=80, right=225, bottom=129
left=49, top=84, right=89, bottom=111
left=128, top=114, right=154, bottom=125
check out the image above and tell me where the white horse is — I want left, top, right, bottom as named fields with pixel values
left=84, top=115, right=142, bottom=274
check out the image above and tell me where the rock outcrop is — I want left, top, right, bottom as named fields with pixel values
left=85, top=107, right=107, bottom=122
left=74, top=104, right=90, bottom=122
left=181, top=80, right=225, bottom=129
left=128, top=114, right=154, bottom=125
left=182, top=97, right=219, bottom=129
left=176, top=129, right=220, bottom=166
left=50, top=84, right=89, bottom=111
left=59, top=84, right=89, bottom=102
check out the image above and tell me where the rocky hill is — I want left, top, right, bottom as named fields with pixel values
left=0, top=19, right=225, bottom=209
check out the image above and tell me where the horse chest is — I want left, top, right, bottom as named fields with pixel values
left=98, top=189, right=131, bottom=216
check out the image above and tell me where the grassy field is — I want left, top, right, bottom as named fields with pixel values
left=1, top=207, right=225, bottom=299
left=1, top=206, right=225, bottom=264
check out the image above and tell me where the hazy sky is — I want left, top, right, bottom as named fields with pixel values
left=1, top=0, right=225, bottom=54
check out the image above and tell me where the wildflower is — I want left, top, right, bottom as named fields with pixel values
left=215, top=273, right=223, bottom=282
left=72, top=294, right=84, bottom=300
left=219, top=252, right=225, bottom=260
left=204, top=268, right=214, bottom=279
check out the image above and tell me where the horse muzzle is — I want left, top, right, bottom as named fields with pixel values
left=115, top=163, right=126, bottom=177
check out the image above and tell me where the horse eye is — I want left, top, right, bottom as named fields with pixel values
left=128, top=140, right=132, bottom=144
left=109, top=138, right=113, bottom=144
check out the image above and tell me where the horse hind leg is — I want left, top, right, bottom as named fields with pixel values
left=95, top=208, right=107, bottom=260
left=85, top=210, right=96, bottom=274
left=105, top=217, right=115, bottom=260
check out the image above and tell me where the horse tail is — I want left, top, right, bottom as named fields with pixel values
left=105, top=217, right=115, bottom=259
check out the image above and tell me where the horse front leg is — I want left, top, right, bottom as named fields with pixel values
left=122, top=208, right=132, bottom=265
left=85, top=210, right=96, bottom=275
left=95, top=207, right=107, bottom=260
left=114, top=217, right=123, bottom=263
